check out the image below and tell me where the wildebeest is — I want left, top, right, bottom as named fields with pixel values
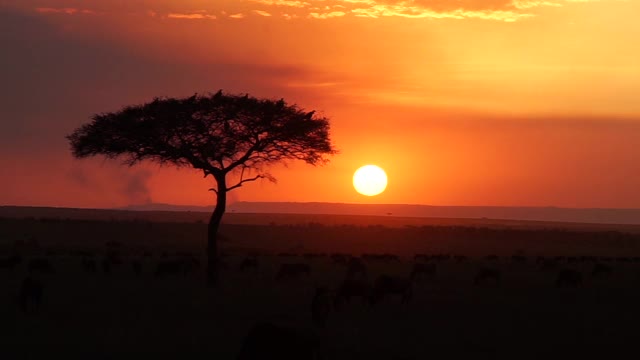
left=82, top=257, right=97, bottom=273
left=239, top=258, right=259, bottom=272
left=410, top=263, right=437, bottom=281
left=155, top=257, right=198, bottom=278
left=311, top=287, right=332, bottom=328
left=363, top=253, right=401, bottom=262
left=556, top=269, right=582, bottom=288
left=101, top=254, right=123, bottom=274
left=276, top=263, right=311, bottom=280
left=20, top=275, right=43, bottom=313
left=591, top=263, right=612, bottom=278
left=413, top=254, right=431, bottom=262
left=132, top=259, right=142, bottom=275
left=370, top=275, right=414, bottom=305
left=278, top=252, right=298, bottom=258
left=0, top=255, right=21, bottom=270
left=345, top=258, right=368, bottom=280
left=474, top=268, right=501, bottom=285
left=236, top=322, right=321, bottom=360
left=334, top=279, right=372, bottom=309
left=485, top=255, right=500, bottom=261
left=28, top=258, right=55, bottom=274
left=330, top=254, right=349, bottom=265
left=540, top=259, right=559, bottom=272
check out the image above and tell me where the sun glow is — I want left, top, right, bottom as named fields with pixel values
left=353, top=165, right=388, bottom=196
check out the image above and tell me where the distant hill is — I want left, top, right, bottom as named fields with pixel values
left=2, top=205, right=640, bottom=233
left=3, top=202, right=638, bottom=226
left=119, top=203, right=215, bottom=213
left=226, top=202, right=640, bottom=225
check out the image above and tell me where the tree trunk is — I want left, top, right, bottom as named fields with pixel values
left=207, top=175, right=227, bottom=288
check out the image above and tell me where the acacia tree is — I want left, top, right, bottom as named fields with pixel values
left=67, top=91, right=336, bottom=287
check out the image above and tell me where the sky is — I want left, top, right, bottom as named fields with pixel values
left=1, top=0, right=639, bottom=209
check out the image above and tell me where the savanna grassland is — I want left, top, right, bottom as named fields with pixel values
left=2, top=208, right=640, bottom=358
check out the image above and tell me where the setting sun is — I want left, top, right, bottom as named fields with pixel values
left=353, top=165, right=388, bottom=197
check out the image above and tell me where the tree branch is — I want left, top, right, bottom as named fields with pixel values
left=223, top=141, right=261, bottom=174
left=226, top=174, right=263, bottom=192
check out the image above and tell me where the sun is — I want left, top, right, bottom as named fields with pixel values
left=353, top=165, right=388, bottom=196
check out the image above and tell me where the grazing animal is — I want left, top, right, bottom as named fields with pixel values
left=413, top=254, right=431, bottom=262
left=276, top=263, right=311, bottom=280
left=591, top=263, right=612, bottom=278
left=474, top=268, right=501, bottom=285
left=311, top=287, right=332, bottom=328
left=364, top=253, right=401, bottom=262
left=20, top=275, right=43, bottom=313
left=236, top=322, right=321, bottom=360
left=239, top=258, right=259, bottom=272
left=102, top=257, right=112, bottom=273
left=278, top=252, right=297, bottom=258
left=155, top=258, right=195, bottom=278
left=0, top=255, right=22, bottom=270
left=432, top=254, right=451, bottom=262
left=540, top=259, right=559, bottom=271
left=82, top=258, right=97, bottom=273
left=334, top=279, right=372, bottom=309
left=28, top=258, right=55, bottom=274
left=132, top=259, right=142, bottom=275
left=410, top=263, right=437, bottom=281
left=331, top=254, right=348, bottom=265
left=556, top=269, right=582, bottom=288
left=105, top=240, right=122, bottom=248
left=345, top=258, right=368, bottom=280
left=370, top=275, right=413, bottom=305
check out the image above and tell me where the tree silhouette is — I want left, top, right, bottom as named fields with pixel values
left=67, top=91, right=336, bottom=287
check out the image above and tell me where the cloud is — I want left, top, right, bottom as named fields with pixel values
left=249, top=0, right=311, bottom=7
left=35, top=7, right=96, bottom=15
left=309, top=11, right=347, bottom=18
left=25, top=0, right=599, bottom=22
left=254, top=10, right=273, bottom=16
left=167, top=13, right=217, bottom=20
left=249, top=0, right=602, bottom=21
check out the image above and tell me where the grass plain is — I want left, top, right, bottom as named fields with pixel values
left=1, top=207, right=640, bottom=358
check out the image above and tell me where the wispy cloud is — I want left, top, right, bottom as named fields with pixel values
left=35, top=7, right=96, bottom=15
left=30, top=0, right=605, bottom=22
left=250, top=0, right=311, bottom=7
left=254, top=10, right=273, bottom=17
left=167, top=12, right=217, bottom=20
left=250, top=0, right=604, bottom=21
left=309, top=11, right=347, bottom=19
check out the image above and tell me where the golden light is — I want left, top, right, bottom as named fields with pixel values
left=353, top=165, right=388, bottom=196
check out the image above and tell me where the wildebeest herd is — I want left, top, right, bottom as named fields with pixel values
left=3, top=236, right=640, bottom=358
left=3, top=215, right=640, bottom=358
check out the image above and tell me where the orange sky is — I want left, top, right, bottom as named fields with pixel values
left=1, top=0, right=639, bottom=208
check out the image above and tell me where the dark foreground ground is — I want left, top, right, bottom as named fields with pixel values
left=2, top=215, right=640, bottom=358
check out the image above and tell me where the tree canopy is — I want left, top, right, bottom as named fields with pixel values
left=67, top=91, right=336, bottom=190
